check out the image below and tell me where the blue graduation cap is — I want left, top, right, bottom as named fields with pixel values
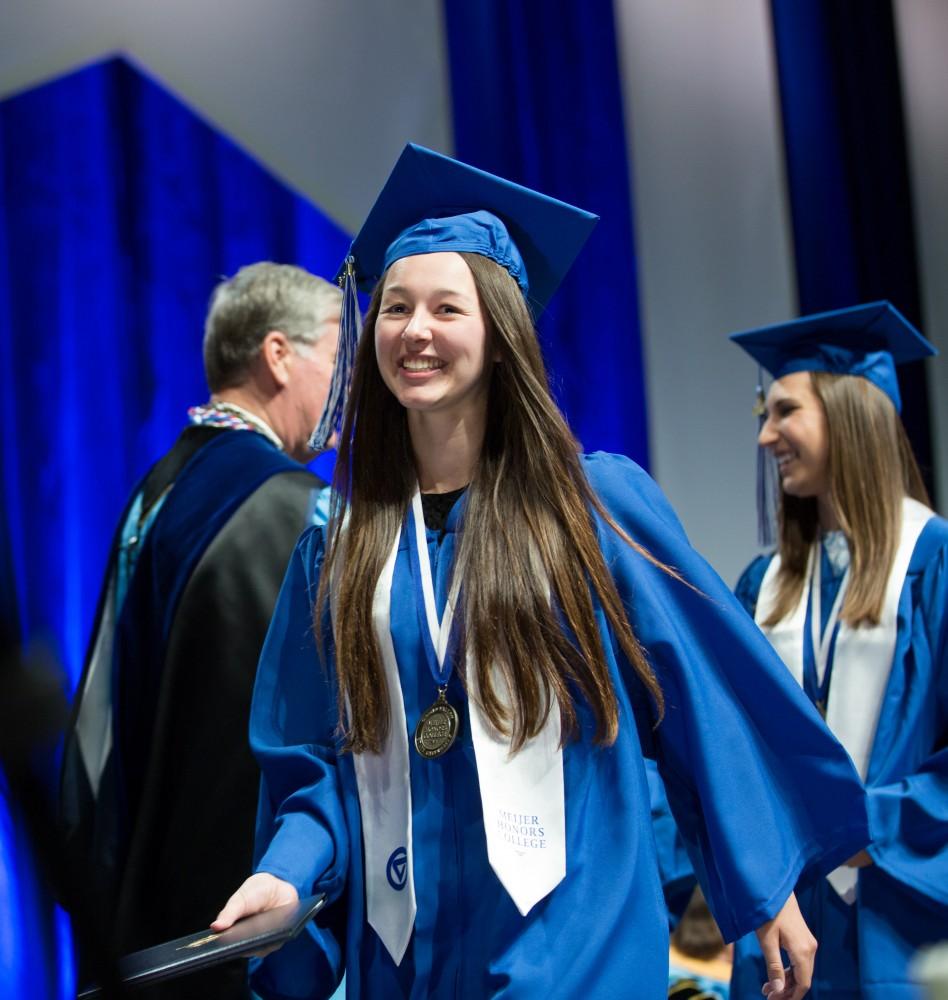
left=310, top=143, right=599, bottom=450
left=337, top=142, right=598, bottom=313
left=729, top=300, right=937, bottom=414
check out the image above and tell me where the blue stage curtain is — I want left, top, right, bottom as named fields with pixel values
left=0, top=55, right=349, bottom=997
left=1, top=488, right=69, bottom=1000
left=442, top=0, right=650, bottom=466
left=769, top=0, right=935, bottom=497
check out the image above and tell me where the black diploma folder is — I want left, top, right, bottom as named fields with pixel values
left=77, top=894, right=325, bottom=997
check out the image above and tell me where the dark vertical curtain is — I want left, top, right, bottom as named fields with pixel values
left=442, top=0, right=650, bottom=466
left=769, top=0, right=936, bottom=497
left=0, top=55, right=349, bottom=995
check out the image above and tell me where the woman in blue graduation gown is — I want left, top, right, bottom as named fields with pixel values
left=213, top=146, right=869, bottom=1000
left=729, top=303, right=948, bottom=999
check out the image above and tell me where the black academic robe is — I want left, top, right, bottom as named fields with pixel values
left=60, top=426, right=323, bottom=999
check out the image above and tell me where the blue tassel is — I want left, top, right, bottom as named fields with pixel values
left=309, top=254, right=362, bottom=452
left=753, top=366, right=777, bottom=547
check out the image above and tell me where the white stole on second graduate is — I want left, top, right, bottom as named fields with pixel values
left=330, top=496, right=566, bottom=965
left=755, top=497, right=932, bottom=901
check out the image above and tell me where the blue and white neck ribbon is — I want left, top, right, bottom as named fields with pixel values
left=336, top=489, right=566, bottom=965
left=755, top=496, right=933, bottom=902
left=406, top=491, right=461, bottom=685
left=802, top=552, right=850, bottom=712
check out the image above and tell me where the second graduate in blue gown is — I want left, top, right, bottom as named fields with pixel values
left=729, top=303, right=947, bottom=999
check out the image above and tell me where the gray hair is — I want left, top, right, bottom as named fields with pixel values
left=203, top=262, right=342, bottom=392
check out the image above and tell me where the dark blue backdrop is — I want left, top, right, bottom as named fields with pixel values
left=0, top=56, right=349, bottom=996
left=443, top=0, right=650, bottom=467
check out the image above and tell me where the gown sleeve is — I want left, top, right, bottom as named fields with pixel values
left=248, top=524, right=349, bottom=999
left=582, top=452, right=870, bottom=942
left=863, top=518, right=948, bottom=906
left=646, top=757, right=697, bottom=924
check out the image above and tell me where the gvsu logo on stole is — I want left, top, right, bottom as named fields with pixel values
left=386, top=846, right=408, bottom=890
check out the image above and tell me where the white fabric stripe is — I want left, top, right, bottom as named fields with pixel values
left=468, top=660, right=566, bottom=916
left=333, top=529, right=416, bottom=965
left=614, top=0, right=796, bottom=587
left=76, top=573, right=117, bottom=797
left=823, top=498, right=932, bottom=777
left=893, top=0, right=948, bottom=514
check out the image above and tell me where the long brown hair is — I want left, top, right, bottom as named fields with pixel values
left=763, top=371, right=930, bottom=627
left=316, top=252, right=666, bottom=754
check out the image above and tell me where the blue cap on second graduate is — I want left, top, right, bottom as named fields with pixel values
left=729, top=301, right=937, bottom=413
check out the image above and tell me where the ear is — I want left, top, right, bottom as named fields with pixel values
left=260, top=331, right=294, bottom=387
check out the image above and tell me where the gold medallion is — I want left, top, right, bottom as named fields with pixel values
left=414, top=689, right=460, bottom=759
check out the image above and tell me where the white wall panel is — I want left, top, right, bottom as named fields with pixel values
left=614, top=0, right=797, bottom=584
left=894, top=0, right=948, bottom=510
left=0, top=0, right=453, bottom=233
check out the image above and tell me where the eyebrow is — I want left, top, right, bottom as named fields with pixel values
left=382, top=285, right=473, bottom=301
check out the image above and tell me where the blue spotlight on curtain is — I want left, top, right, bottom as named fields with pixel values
left=1, top=488, right=68, bottom=1000
left=0, top=54, right=349, bottom=996
left=769, top=0, right=935, bottom=495
left=442, top=0, right=650, bottom=466
left=0, top=55, right=349, bottom=688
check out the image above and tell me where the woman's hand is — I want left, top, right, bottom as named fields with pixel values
left=211, top=872, right=299, bottom=932
left=754, top=892, right=817, bottom=999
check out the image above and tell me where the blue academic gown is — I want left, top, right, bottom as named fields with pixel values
left=730, top=515, right=948, bottom=1000
left=247, top=453, right=869, bottom=1000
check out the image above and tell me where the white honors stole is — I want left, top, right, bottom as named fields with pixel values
left=755, top=497, right=933, bottom=902
left=330, top=493, right=566, bottom=966
left=330, top=528, right=417, bottom=966
left=466, top=612, right=567, bottom=920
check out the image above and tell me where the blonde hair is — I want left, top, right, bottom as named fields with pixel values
left=763, top=371, right=929, bottom=627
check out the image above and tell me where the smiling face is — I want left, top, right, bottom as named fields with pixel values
left=374, top=252, right=492, bottom=423
left=759, top=371, right=831, bottom=500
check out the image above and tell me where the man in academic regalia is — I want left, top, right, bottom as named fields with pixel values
left=59, top=262, right=341, bottom=999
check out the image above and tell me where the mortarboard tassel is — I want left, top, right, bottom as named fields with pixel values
left=309, top=254, right=362, bottom=452
left=754, top=366, right=778, bottom=548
